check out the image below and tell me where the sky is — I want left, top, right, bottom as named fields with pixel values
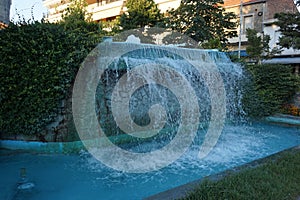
left=10, top=0, right=48, bottom=22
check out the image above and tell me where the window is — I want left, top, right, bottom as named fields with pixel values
left=106, top=0, right=121, bottom=3
left=243, top=15, right=254, bottom=33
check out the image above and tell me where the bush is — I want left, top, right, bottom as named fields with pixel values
left=242, top=64, right=299, bottom=117
left=0, top=21, right=101, bottom=138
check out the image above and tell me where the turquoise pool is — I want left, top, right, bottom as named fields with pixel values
left=0, top=123, right=299, bottom=200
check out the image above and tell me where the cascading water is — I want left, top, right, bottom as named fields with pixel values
left=72, top=39, right=248, bottom=172
left=206, top=50, right=246, bottom=121
left=94, top=42, right=245, bottom=149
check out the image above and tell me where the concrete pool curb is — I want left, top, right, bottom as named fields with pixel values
left=0, top=123, right=209, bottom=153
left=144, top=145, right=300, bottom=200
left=0, top=134, right=138, bottom=153
left=265, top=114, right=300, bottom=126
left=1, top=114, right=298, bottom=153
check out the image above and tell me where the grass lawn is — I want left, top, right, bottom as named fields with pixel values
left=183, top=147, right=300, bottom=200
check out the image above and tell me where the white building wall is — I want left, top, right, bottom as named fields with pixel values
left=264, top=22, right=300, bottom=56
left=43, top=0, right=181, bottom=23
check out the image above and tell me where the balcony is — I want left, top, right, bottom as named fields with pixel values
left=88, top=0, right=124, bottom=20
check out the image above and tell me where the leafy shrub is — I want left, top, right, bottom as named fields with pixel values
left=242, top=64, right=299, bottom=117
left=282, top=104, right=300, bottom=116
left=0, top=21, right=101, bottom=137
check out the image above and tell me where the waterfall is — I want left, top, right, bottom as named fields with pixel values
left=95, top=42, right=245, bottom=137
left=72, top=41, right=246, bottom=172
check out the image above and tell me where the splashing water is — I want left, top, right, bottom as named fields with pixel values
left=71, top=41, right=248, bottom=172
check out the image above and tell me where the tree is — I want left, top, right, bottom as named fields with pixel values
left=246, top=28, right=272, bottom=64
left=119, top=0, right=163, bottom=30
left=102, top=17, right=121, bottom=35
left=166, top=0, right=237, bottom=48
left=59, top=0, right=104, bottom=53
left=274, top=11, right=300, bottom=50
left=273, top=0, right=300, bottom=49
left=200, top=38, right=223, bottom=50
left=60, top=0, right=103, bottom=34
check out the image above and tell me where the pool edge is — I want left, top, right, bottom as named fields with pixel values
left=144, top=145, right=300, bottom=200
left=265, top=114, right=300, bottom=126
left=0, top=134, right=136, bottom=153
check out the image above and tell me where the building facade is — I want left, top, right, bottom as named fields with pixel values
left=43, top=0, right=181, bottom=23
left=43, top=0, right=300, bottom=71
left=224, top=0, right=299, bottom=72
left=0, top=0, right=11, bottom=25
left=224, top=0, right=299, bottom=53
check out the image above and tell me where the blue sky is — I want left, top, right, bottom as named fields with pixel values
left=10, top=0, right=48, bottom=22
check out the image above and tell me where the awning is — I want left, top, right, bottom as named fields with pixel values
left=228, top=50, right=248, bottom=57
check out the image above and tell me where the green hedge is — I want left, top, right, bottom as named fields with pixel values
left=0, top=21, right=101, bottom=137
left=242, top=64, right=299, bottom=117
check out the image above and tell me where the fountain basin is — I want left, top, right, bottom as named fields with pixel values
left=1, top=122, right=299, bottom=200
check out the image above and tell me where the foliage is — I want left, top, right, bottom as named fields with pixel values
left=245, top=28, right=276, bottom=64
left=183, top=150, right=300, bottom=200
left=102, top=17, right=121, bottom=35
left=242, top=64, right=299, bottom=117
left=61, top=0, right=91, bottom=22
left=200, top=38, right=223, bottom=50
left=274, top=11, right=300, bottom=50
left=58, top=0, right=104, bottom=67
left=60, top=0, right=104, bottom=35
left=119, top=0, right=163, bottom=30
left=0, top=20, right=100, bottom=137
left=165, top=0, right=237, bottom=48
left=282, top=104, right=300, bottom=116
